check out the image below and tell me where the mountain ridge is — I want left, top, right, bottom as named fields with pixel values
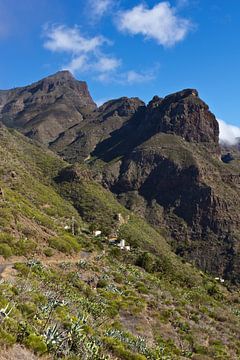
left=1, top=74, right=240, bottom=359
left=0, top=72, right=240, bottom=283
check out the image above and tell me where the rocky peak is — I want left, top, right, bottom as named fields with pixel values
left=99, top=97, right=145, bottom=118
left=36, top=71, right=94, bottom=104
left=147, top=95, right=163, bottom=109
left=0, top=71, right=97, bottom=145
left=143, top=89, right=219, bottom=144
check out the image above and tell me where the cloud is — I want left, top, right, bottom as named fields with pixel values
left=43, top=25, right=106, bottom=54
left=94, top=56, right=121, bottom=72
left=87, top=0, right=113, bottom=19
left=218, top=119, right=240, bottom=145
left=43, top=25, right=120, bottom=76
left=97, top=68, right=157, bottom=85
left=62, top=55, right=120, bottom=74
left=63, top=55, right=88, bottom=73
left=43, top=24, right=157, bottom=84
left=117, top=1, right=192, bottom=47
left=119, top=70, right=156, bottom=85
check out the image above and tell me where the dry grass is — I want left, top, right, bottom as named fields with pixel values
left=0, top=345, right=37, bottom=360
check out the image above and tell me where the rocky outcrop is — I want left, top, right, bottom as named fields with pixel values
left=138, top=89, right=219, bottom=144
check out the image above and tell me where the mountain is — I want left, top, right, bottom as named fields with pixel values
left=0, top=71, right=96, bottom=145
left=1, top=72, right=240, bottom=285
left=85, top=90, right=240, bottom=283
left=1, top=117, right=240, bottom=359
left=1, top=72, right=240, bottom=358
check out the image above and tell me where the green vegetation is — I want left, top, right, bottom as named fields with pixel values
left=0, top=125, right=240, bottom=359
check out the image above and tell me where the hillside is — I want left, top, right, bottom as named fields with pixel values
left=5, top=73, right=236, bottom=284
left=0, top=72, right=240, bottom=359
left=1, top=123, right=240, bottom=359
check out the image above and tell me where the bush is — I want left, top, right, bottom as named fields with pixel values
left=25, top=333, right=47, bottom=355
left=97, top=279, right=108, bottom=288
left=0, top=244, right=13, bottom=258
left=103, top=337, right=147, bottom=360
left=48, top=234, right=81, bottom=254
left=0, top=233, right=15, bottom=245
left=44, top=247, right=54, bottom=257
left=15, top=239, right=37, bottom=256
left=19, top=302, right=37, bottom=317
left=14, top=262, right=29, bottom=275
left=135, top=252, right=154, bottom=273
left=0, top=327, right=16, bottom=346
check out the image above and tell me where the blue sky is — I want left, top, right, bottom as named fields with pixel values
left=0, top=0, right=240, bottom=139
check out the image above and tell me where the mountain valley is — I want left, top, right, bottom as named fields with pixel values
left=0, top=72, right=240, bottom=359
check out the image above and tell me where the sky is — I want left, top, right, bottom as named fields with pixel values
left=0, top=0, right=240, bottom=143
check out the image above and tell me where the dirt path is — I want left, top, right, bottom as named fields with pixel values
left=0, top=251, right=92, bottom=280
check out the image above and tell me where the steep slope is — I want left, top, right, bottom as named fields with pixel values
left=50, top=96, right=145, bottom=162
left=78, top=90, right=240, bottom=283
left=0, top=123, right=85, bottom=258
left=1, top=71, right=240, bottom=284
left=2, top=125, right=240, bottom=359
left=0, top=71, right=96, bottom=145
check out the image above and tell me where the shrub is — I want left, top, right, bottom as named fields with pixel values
left=15, top=239, right=37, bottom=256
left=0, top=244, right=13, bottom=258
left=44, top=248, right=54, bottom=257
left=136, top=282, right=148, bottom=294
left=103, top=337, right=147, bottom=360
left=0, top=327, right=16, bottom=346
left=135, top=252, right=154, bottom=273
left=109, top=246, right=122, bottom=258
left=48, top=234, right=81, bottom=254
left=0, top=233, right=15, bottom=245
left=25, top=334, right=47, bottom=355
left=14, top=262, right=29, bottom=275
left=97, top=279, right=108, bottom=288
left=19, top=302, right=37, bottom=317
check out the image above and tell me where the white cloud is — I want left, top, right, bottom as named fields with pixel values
left=43, top=24, right=157, bottom=84
left=88, top=0, right=113, bottom=18
left=117, top=2, right=192, bottom=47
left=94, top=56, right=121, bottom=72
left=218, top=119, right=240, bottom=145
left=97, top=68, right=156, bottom=85
left=43, top=25, right=106, bottom=54
left=63, top=55, right=88, bottom=73
left=43, top=25, right=120, bottom=76
left=123, top=70, right=154, bottom=84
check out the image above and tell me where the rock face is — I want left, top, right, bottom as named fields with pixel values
left=0, top=71, right=96, bottom=145
left=141, top=89, right=219, bottom=144
left=50, top=96, right=145, bottom=161
left=102, top=135, right=240, bottom=281
left=1, top=72, right=240, bottom=283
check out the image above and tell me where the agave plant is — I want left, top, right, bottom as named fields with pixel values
left=43, top=323, right=66, bottom=350
left=77, top=259, right=87, bottom=269
left=105, top=284, right=123, bottom=295
left=27, top=259, right=44, bottom=269
left=0, top=303, right=13, bottom=323
left=105, top=329, right=153, bottom=358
